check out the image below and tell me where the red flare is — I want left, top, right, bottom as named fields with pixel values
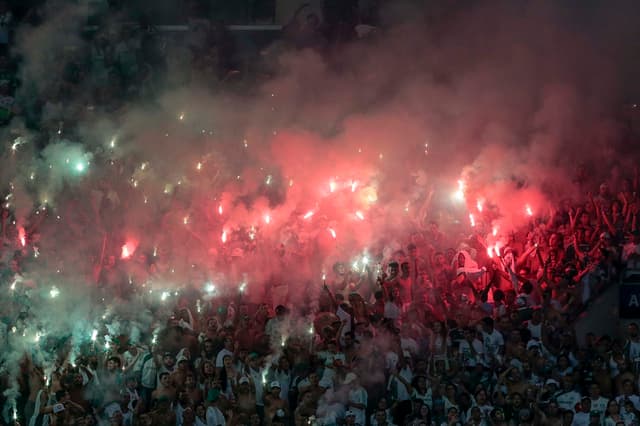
left=18, top=227, right=26, bottom=247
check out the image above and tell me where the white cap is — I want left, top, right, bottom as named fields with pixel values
left=270, top=381, right=281, bottom=389
left=239, top=377, right=250, bottom=385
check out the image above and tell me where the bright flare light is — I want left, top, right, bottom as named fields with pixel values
left=239, top=282, right=247, bottom=293
left=355, top=211, right=365, bottom=221
left=121, top=241, right=138, bottom=260
left=476, top=200, right=484, bottom=212
left=264, top=214, right=271, bottom=224
left=218, top=205, right=223, bottom=215
left=221, top=230, right=228, bottom=243
left=453, top=180, right=465, bottom=201
left=487, top=246, right=494, bottom=258
left=303, top=211, right=314, bottom=220
left=469, top=214, right=476, bottom=227
left=18, top=226, right=26, bottom=247
left=50, top=286, right=60, bottom=298
left=526, top=205, right=533, bottom=216
left=91, top=329, right=98, bottom=341
left=328, top=228, right=337, bottom=239
left=351, top=181, right=358, bottom=192
left=329, top=180, right=336, bottom=193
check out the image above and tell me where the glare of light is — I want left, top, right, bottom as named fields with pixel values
left=105, top=341, right=110, bottom=350
left=239, top=282, right=247, bottom=293
left=322, top=273, right=326, bottom=281
left=351, top=181, right=358, bottom=192
left=492, top=227, right=498, bottom=237
left=141, top=162, right=148, bottom=171
left=164, top=184, right=172, bottom=194
left=153, top=246, right=158, bottom=257
left=352, top=260, right=359, bottom=270
left=75, top=162, right=86, bottom=172
left=494, top=245, right=502, bottom=257
left=328, top=228, right=337, bottom=239
left=18, top=226, right=26, bottom=247
left=183, top=216, right=189, bottom=225
left=355, top=211, right=365, bottom=221
left=379, top=153, right=384, bottom=160
left=91, top=329, right=98, bottom=341
left=477, top=199, right=483, bottom=212
left=218, top=204, right=223, bottom=215
left=34, top=332, right=41, bottom=343
left=49, top=286, right=60, bottom=298
left=205, top=282, right=216, bottom=294
left=303, top=211, right=314, bottom=220
left=281, top=336, right=286, bottom=347
left=264, top=214, right=271, bottom=224
left=121, top=241, right=137, bottom=260
left=109, top=138, right=116, bottom=148
left=34, top=247, right=40, bottom=258
left=29, top=172, right=35, bottom=180
left=329, top=180, right=336, bottom=193
left=469, top=214, right=475, bottom=227
left=288, top=178, right=294, bottom=187
left=152, top=334, right=157, bottom=345
left=308, top=325, right=314, bottom=335
left=487, top=246, right=494, bottom=258
left=161, top=291, right=169, bottom=301
left=243, top=139, right=248, bottom=148
left=362, top=256, right=369, bottom=265
left=526, top=205, right=533, bottom=216
left=265, top=175, right=273, bottom=185
left=179, top=113, right=185, bottom=121
left=221, top=230, right=228, bottom=243
left=196, top=162, right=202, bottom=171
left=12, top=408, right=17, bottom=420
left=453, top=180, right=465, bottom=201
left=10, top=279, right=16, bottom=290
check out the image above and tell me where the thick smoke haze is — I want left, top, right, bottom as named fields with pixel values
left=1, top=0, right=640, bottom=418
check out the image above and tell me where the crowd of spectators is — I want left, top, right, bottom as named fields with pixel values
left=2, top=1, right=640, bottom=426
left=2, top=169, right=640, bottom=426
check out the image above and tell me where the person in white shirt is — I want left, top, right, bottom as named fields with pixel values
left=459, top=328, right=484, bottom=368
left=572, top=397, right=591, bottom=426
left=205, top=389, right=226, bottom=426
left=587, top=382, right=609, bottom=417
left=616, top=379, right=640, bottom=414
left=215, top=337, right=234, bottom=370
left=480, top=317, right=504, bottom=365
left=344, top=373, right=367, bottom=426
left=556, top=376, right=581, bottom=412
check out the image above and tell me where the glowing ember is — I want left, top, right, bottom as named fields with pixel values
left=351, top=181, right=358, bottom=192
left=221, top=230, right=228, bottom=243
left=328, top=228, right=337, bottom=239
left=303, top=211, right=314, bottom=220
left=487, top=247, right=494, bottom=258
left=355, top=211, right=365, bottom=221
left=218, top=204, right=223, bottom=215
left=526, top=205, right=533, bottom=216
left=196, top=162, right=202, bottom=170
left=492, top=227, right=498, bottom=237
left=264, top=214, right=271, bottom=224
left=329, top=180, right=336, bottom=193
left=469, top=214, right=476, bottom=227
left=476, top=200, right=483, bottom=212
